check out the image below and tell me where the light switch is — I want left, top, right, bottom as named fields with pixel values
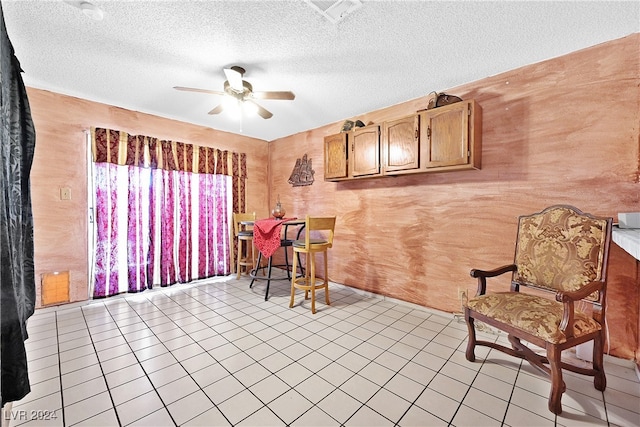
left=60, top=187, right=71, bottom=200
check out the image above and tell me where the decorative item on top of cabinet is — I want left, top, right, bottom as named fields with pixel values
left=419, top=99, right=482, bottom=171
left=340, top=119, right=366, bottom=132
left=349, top=123, right=381, bottom=178
left=382, top=114, right=420, bottom=175
left=426, top=91, right=463, bottom=109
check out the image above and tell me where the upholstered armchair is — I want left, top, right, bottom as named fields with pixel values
left=464, top=205, right=613, bottom=415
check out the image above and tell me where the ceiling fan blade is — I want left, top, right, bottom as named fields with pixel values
left=247, top=100, right=273, bottom=119
left=208, top=104, right=224, bottom=115
left=252, top=91, right=295, bottom=100
left=174, top=86, right=224, bottom=96
left=223, top=67, right=244, bottom=92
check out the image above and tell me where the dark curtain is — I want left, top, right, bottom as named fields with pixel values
left=0, top=2, right=36, bottom=407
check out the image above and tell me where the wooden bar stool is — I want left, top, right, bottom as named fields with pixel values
left=289, top=215, right=336, bottom=314
left=233, top=212, right=256, bottom=279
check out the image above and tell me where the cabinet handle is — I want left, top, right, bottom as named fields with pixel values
left=415, top=129, right=419, bottom=140
left=427, top=127, right=431, bottom=139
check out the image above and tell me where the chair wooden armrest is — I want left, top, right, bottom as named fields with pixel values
left=555, top=280, right=604, bottom=337
left=469, top=264, right=517, bottom=295
left=470, top=264, right=517, bottom=278
left=555, top=280, right=602, bottom=303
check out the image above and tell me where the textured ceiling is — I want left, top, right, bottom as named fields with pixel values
left=3, top=1, right=639, bottom=141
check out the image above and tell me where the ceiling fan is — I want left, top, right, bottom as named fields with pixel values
left=174, top=66, right=295, bottom=119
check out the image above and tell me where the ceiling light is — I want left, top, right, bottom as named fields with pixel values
left=222, top=95, right=242, bottom=120
left=306, top=0, right=362, bottom=23
left=243, top=101, right=259, bottom=116
left=222, top=94, right=239, bottom=108
left=79, top=1, right=104, bottom=21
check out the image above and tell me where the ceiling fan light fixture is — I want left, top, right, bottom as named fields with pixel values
left=174, top=66, right=292, bottom=120
left=222, top=93, right=239, bottom=108
left=225, top=101, right=242, bottom=121
left=243, top=101, right=259, bottom=116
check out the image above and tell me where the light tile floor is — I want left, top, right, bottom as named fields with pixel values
left=6, top=273, right=640, bottom=426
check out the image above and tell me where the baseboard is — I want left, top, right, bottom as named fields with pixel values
left=329, top=281, right=456, bottom=320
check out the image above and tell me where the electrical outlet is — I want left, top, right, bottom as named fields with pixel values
left=60, top=187, right=71, bottom=200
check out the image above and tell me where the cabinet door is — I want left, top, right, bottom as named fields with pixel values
left=350, top=124, right=380, bottom=177
left=383, top=115, right=419, bottom=174
left=422, top=101, right=471, bottom=169
left=324, top=133, right=348, bottom=180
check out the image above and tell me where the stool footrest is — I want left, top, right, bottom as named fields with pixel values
left=292, top=277, right=327, bottom=291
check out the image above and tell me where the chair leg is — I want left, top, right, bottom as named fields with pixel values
left=323, top=250, right=330, bottom=306
left=547, top=346, right=564, bottom=415
left=296, top=251, right=304, bottom=277
left=465, top=311, right=477, bottom=362
left=289, top=251, right=298, bottom=308
left=304, top=254, right=310, bottom=300
left=289, top=250, right=328, bottom=314
left=310, top=253, right=316, bottom=314
left=593, top=334, right=606, bottom=391
left=236, top=239, right=243, bottom=280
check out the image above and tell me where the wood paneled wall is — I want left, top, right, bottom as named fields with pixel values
left=27, top=88, right=269, bottom=307
left=268, top=34, right=640, bottom=361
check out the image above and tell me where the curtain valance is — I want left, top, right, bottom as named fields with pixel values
left=91, top=127, right=247, bottom=178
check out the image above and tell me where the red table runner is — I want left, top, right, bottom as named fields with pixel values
left=253, top=217, right=297, bottom=258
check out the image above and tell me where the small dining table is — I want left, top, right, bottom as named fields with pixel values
left=243, top=217, right=305, bottom=300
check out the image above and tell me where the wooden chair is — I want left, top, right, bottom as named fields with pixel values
left=464, top=205, right=612, bottom=415
left=289, top=215, right=336, bottom=314
left=232, top=212, right=256, bottom=279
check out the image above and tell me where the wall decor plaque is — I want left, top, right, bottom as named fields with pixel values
left=288, top=154, right=315, bottom=186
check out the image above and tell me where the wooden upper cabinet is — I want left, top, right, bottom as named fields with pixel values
left=350, top=124, right=381, bottom=178
left=324, top=132, right=348, bottom=180
left=324, top=99, right=481, bottom=181
left=419, top=100, right=482, bottom=171
left=383, top=115, right=420, bottom=174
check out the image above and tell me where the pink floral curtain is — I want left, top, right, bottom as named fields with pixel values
left=90, top=128, right=247, bottom=298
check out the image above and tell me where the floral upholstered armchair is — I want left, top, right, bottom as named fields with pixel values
left=464, top=205, right=613, bottom=415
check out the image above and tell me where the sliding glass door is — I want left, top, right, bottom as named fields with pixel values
left=88, top=147, right=232, bottom=298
